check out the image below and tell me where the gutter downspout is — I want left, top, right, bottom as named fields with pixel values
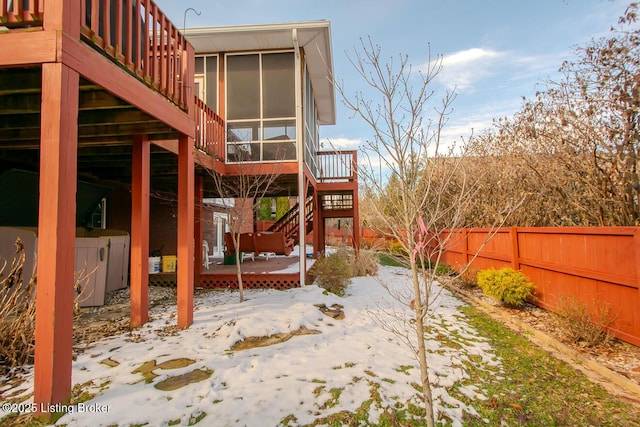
left=293, top=28, right=306, bottom=287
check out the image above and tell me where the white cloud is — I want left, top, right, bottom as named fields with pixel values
left=443, top=48, right=503, bottom=67
left=320, top=137, right=363, bottom=150
left=435, top=48, right=505, bottom=91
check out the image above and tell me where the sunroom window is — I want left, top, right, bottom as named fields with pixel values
left=194, top=55, right=218, bottom=112
left=226, top=51, right=296, bottom=162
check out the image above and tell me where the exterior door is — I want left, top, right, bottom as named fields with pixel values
left=194, top=75, right=205, bottom=101
left=213, top=212, right=229, bottom=256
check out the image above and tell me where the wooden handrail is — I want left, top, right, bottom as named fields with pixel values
left=269, top=196, right=313, bottom=242
left=194, top=96, right=224, bottom=159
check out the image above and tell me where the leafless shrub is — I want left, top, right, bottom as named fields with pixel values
left=309, top=251, right=351, bottom=296
left=0, top=239, right=96, bottom=374
left=351, top=248, right=379, bottom=277
left=0, top=238, right=36, bottom=372
left=451, top=268, right=478, bottom=289
left=73, top=263, right=99, bottom=315
left=555, top=296, right=619, bottom=347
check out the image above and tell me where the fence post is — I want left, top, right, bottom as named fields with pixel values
left=462, top=228, right=469, bottom=266
left=635, top=228, right=640, bottom=295
left=511, top=227, right=520, bottom=271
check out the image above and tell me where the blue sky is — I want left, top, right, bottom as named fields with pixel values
left=156, top=0, right=627, bottom=149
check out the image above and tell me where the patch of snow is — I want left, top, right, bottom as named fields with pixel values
left=1, top=266, right=500, bottom=427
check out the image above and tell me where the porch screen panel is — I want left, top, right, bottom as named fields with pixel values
left=227, top=55, right=260, bottom=120
left=226, top=51, right=297, bottom=163
left=195, top=57, right=205, bottom=74
left=262, top=52, right=295, bottom=118
left=206, top=56, right=218, bottom=111
left=304, top=67, right=320, bottom=177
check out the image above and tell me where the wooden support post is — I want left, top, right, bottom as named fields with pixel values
left=34, top=62, right=79, bottom=412
left=634, top=228, right=640, bottom=298
left=352, top=190, right=360, bottom=254
left=130, top=134, right=150, bottom=327
left=177, top=135, right=194, bottom=328
left=312, top=189, right=322, bottom=258
left=194, top=174, right=203, bottom=281
left=351, top=153, right=360, bottom=254
left=253, top=197, right=258, bottom=232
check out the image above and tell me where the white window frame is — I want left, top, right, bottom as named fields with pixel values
left=194, top=54, right=219, bottom=112
left=225, top=50, right=297, bottom=164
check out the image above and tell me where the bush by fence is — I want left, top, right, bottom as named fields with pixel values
left=435, top=226, right=640, bottom=347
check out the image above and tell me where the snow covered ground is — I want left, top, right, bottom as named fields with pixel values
left=1, top=265, right=501, bottom=426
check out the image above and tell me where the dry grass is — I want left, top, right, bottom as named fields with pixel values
left=351, top=248, right=379, bottom=277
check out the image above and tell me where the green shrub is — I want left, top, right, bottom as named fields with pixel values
left=477, top=268, right=535, bottom=307
left=309, top=252, right=351, bottom=296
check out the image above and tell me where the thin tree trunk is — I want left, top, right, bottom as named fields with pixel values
left=235, top=247, right=244, bottom=302
left=411, top=262, right=435, bottom=426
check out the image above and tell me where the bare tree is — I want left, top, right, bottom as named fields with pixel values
left=464, top=3, right=640, bottom=227
left=338, top=39, right=519, bottom=425
left=202, top=150, right=282, bottom=303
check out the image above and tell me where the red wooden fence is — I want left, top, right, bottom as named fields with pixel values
left=437, top=227, right=640, bottom=347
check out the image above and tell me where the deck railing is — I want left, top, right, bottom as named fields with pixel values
left=1, top=0, right=44, bottom=27
left=81, top=0, right=191, bottom=109
left=194, top=96, right=224, bottom=159
left=317, top=150, right=358, bottom=183
left=2, top=1, right=192, bottom=110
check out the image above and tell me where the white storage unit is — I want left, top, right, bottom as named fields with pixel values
left=74, top=228, right=130, bottom=306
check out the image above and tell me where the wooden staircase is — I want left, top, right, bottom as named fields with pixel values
left=267, top=150, right=360, bottom=251
left=268, top=196, right=313, bottom=244
left=268, top=192, right=356, bottom=244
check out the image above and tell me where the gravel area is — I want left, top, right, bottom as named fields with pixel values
left=73, top=286, right=177, bottom=350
